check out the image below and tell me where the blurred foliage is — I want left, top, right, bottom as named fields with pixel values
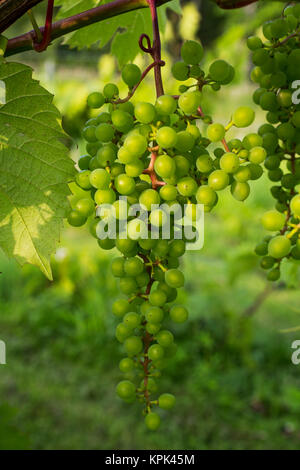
left=0, top=0, right=299, bottom=451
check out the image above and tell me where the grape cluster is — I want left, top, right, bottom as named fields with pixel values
left=68, top=39, right=263, bottom=429
left=248, top=4, right=300, bottom=281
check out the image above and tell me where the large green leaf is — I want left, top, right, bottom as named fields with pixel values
left=0, top=61, right=75, bottom=279
left=55, top=0, right=181, bottom=65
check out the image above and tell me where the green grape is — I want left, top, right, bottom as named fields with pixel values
left=291, top=195, right=300, bottom=217
left=196, top=154, right=213, bottom=173
left=139, top=188, right=160, bottom=211
left=171, top=62, right=190, bottom=81
left=111, top=110, right=133, bottom=132
left=292, top=111, right=300, bottom=129
left=156, top=330, right=174, bottom=348
left=116, top=380, right=136, bottom=399
left=260, top=256, right=275, bottom=270
left=208, top=170, right=229, bottom=191
left=249, top=146, right=267, bottom=164
left=233, top=166, right=251, bottom=183
left=153, top=240, right=169, bottom=258
left=95, top=123, right=115, bottom=142
left=119, top=357, right=135, bottom=373
left=145, top=412, right=160, bottom=431
left=169, top=240, right=185, bottom=258
left=220, top=152, right=240, bottom=173
left=267, top=268, right=280, bottom=282
left=231, top=181, right=250, bottom=201
left=116, top=237, right=137, bottom=255
left=149, top=209, right=168, bottom=227
left=67, top=210, right=86, bottom=227
left=169, top=305, right=188, bottom=323
left=155, top=95, right=177, bottom=115
left=255, top=241, right=268, bottom=256
left=124, top=134, right=147, bottom=156
left=75, top=198, right=94, bottom=217
left=177, top=177, right=197, bottom=196
left=89, top=168, right=110, bottom=189
left=122, top=64, right=141, bottom=87
left=124, top=336, right=143, bottom=356
left=97, top=145, right=116, bottom=167
left=111, top=257, right=125, bottom=278
left=76, top=170, right=92, bottom=190
left=146, top=323, right=162, bottom=335
left=165, top=269, right=184, bottom=288
left=124, top=257, right=144, bottom=276
left=207, top=123, right=225, bottom=142
left=87, top=91, right=105, bottom=108
left=146, top=307, right=164, bottom=324
left=160, top=184, right=177, bottom=201
left=94, top=188, right=116, bottom=204
left=268, top=236, right=291, bottom=258
left=174, top=155, right=190, bottom=177
left=125, top=160, right=144, bottom=177
left=149, top=290, right=167, bottom=307
left=261, top=210, right=286, bottom=231
left=83, top=126, right=97, bottom=142
left=135, top=102, right=156, bottom=124
left=175, top=131, right=195, bottom=152
left=209, top=59, right=231, bottom=82
left=115, top=174, right=135, bottom=195
left=181, top=40, right=204, bottom=65
left=242, top=133, right=263, bottom=149
left=112, top=299, right=130, bottom=318
left=178, top=91, right=201, bottom=115
left=247, top=36, right=263, bottom=50
left=78, top=155, right=91, bottom=170
left=156, top=126, right=178, bottom=148
left=115, top=322, right=132, bottom=342
left=196, top=185, right=217, bottom=206
left=232, top=107, right=255, bottom=128
left=123, top=312, right=141, bottom=329
left=98, top=238, right=115, bottom=250
left=154, top=154, right=176, bottom=178
left=103, top=83, right=119, bottom=99
left=127, top=219, right=148, bottom=240
left=148, top=344, right=164, bottom=361
left=158, top=393, right=176, bottom=410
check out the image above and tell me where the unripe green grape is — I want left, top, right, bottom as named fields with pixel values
left=149, top=209, right=168, bottom=227
left=292, top=112, right=300, bottom=129
left=264, top=155, right=280, bottom=170
left=174, top=155, right=190, bottom=177
left=95, top=123, right=115, bottom=142
left=127, top=218, right=148, bottom=240
left=165, top=269, right=184, bottom=288
left=253, top=88, right=267, bottom=105
left=146, top=306, right=164, bottom=324
left=267, top=268, right=280, bottom=282
left=78, top=155, right=91, bottom=171
left=181, top=40, right=204, bottom=65
left=155, top=95, right=177, bottom=115
left=169, top=304, right=188, bottom=323
left=123, top=312, right=141, bottom=329
left=116, top=380, right=136, bottom=399
left=220, top=152, right=240, bottom=173
left=196, top=154, right=213, bottom=173
left=97, top=144, right=117, bottom=167
left=111, top=110, right=133, bottom=133
left=262, top=133, right=278, bottom=153
left=281, top=174, right=296, bottom=190
left=112, top=298, right=130, bottom=318
left=160, top=184, right=177, bottom=201
left=169, top=240, right=185, bottom=258
left=145, top=412, right=160, bottom=431
left=89, top=168, right=110, bottom=189
left=277, top=123, right=295, bottom=141
left=153, top=240, right=169, bottom=258
left=124, top=133, right=147, bottom=156
left=117, top=146, right=136, bottom=165
left=119, top=357, right=135, bottom=373
left=116, top=237, right=137, bottom=255
left=122, top=64, right=141, bottom=88
left=148, top=344, right=164, bottom=361
left=103, top=83, right=119, bottom=100
left=232, top=107, right=255, bottom=128
left=139, top=188, right=160, bottom=211
left=251, top=66, right=264, bottom=83
left=146, top=323, right=161, bottom=335
left=136, top=272, right=150, bottom=288
left=177, top=176, right=197, bottom=196
left=252, top=48, right=269, bottom=66
left=115, top=322, right=132, bottom=342
left=89, top=156, right=100, bottom=171
left=268, top=236, right=291, bottom=258
left=111, top=257, right=125, bottom=277
left=154, top=154, right=176, bottom=178
left=209, top=59, right=231, bottom=82
left=233, top=166, right=251, bottom=183
left=94, top=188, right=116, bottom=205
left=277, top=89, right=292, bottom=108
left=242, top=133, right=263, bottom=150
left=231, top=181, right=250, bottom=201
left=124, top=257, right=144, bottom=276
left=67, top=210, right=86, bottom=227
left=124, top=336, right=143, bottom=356
left=135, top=102, right=156, bottom=124
left=172, top=62, right=190, bottom=81
left=158, top=393, right=176, bottom=410
left=156, top=126, right=178, bottom=148
left=115, top=174, right=135, bottom=195
left=76, top=170, right=92, bottom=190
left=255, top=241, right=268, bottom=256
left=175, top=131, right=195, bottom=152
left=125, top=160, right=144, bottom=177
left=178, top=91, right=201, bottom=115
left=75, top=198, right=95, bottom=217
left=149, top=290, right=167, bottom=307
left=260, top=256, right=275, bottom=270
left=196, top=185, right=217, bottom=206
left=249, top=146, right=267, bottom=164
left=291, top=195, right=300, bottom=217
left=261, top=210, right=285, bottom=231
left=156, top=330, right=174, bottom=348
left=208, top=170, right=229, bottom=191
left=207, top=123, right=225, bottom=142
left=87, top=91, right=105, bottom=108
left=247, top=36, right=263, bottom=50
left=248, top=163, right=263, bottom=181
left=268, top=169, right=283, bottom=182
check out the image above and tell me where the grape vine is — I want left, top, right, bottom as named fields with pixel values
left=66, top=0, right=297, bottom=431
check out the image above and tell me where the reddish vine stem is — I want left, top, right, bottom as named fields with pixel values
left=32, top=0, right=54, bottom=52
left=147, top=0, right=164, bottom=97
left=143, top=151, right=165, bottom=189
left=216, top=0, right=258, bottom=8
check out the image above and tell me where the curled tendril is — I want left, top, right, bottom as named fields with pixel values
left=139, top=34, right=153, bottom=55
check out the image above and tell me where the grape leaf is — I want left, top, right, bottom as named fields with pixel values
left=55, top=0, right=181, bottom=65
left=0, top=60, right=75, bottom=280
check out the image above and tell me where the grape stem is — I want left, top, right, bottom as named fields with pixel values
left=143, top=151, right=165, bottom=189
left=197, top=105, right=231, bottom=152
left=146, top=0, right=164, bottom=98
left=32, top=0, right=54, bottom=52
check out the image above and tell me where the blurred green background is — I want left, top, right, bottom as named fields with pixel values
left=0, top=0, right=300, bottom=450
